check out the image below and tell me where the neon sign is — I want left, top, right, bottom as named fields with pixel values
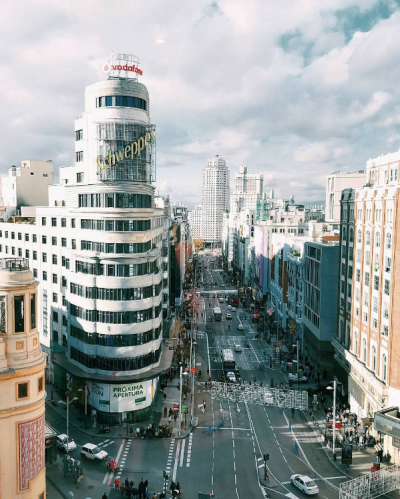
left=102, top=52, right=142, bottom=80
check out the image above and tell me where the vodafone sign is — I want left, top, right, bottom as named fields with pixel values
left=103, top=52, right=142, bottom=80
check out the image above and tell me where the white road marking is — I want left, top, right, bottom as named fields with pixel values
left=179, top=439, right=186, bottom=467
left=104, top=438, right=125, bottom=486
left=172, top=439, right=181, bottom=482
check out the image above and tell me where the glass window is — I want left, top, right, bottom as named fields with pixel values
left=41, top=217, right=46, bottom=226
left=61, top=218, right=67, bottom=227
left=62, top=238, right=67, bottom=247
left=106, top=96, right=113, bottom=106
left=43, top=271, right=47, bottom=281
left=71, top=219, right=76, bottom=228
left=17, top=382, right=28, bottom=399
left=38, top=376, right=44, bottom=392
left=42, top=253, right=47, bottom=263
left=14, top=296, right=25, bottom=333
left=51, top=218, right=57, bottom=227
left=0, top=296, right=6, bottom=333
left=33, top=251, right=37, bottom=260
left=33, top=234, right=37, bottom=243
left=25, top=234, right=29, bottom=241
left=52, top=254, right=57, bottom=265
left=30, top=294, right=36, bottom=330
left=42, top=236, right=47, bottom=244
left=52, top=293, right=57, bottom=303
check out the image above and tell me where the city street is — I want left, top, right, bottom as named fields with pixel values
left=46, top=251, right=347, bottom=498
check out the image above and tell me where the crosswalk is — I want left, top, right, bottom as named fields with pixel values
left=164, top=435, right=194, bottom=484
left=98, top=439, right=115, bottom=449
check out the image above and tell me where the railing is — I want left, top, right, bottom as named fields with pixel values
left=0, top=258, right=29, bottom=271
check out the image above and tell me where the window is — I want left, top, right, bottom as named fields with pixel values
left=52, top=274, right=58, bottom=284
left=25, top=234, right=29, bottom=241
left=348, top=266, right=353, bottom=279
left=14, top=296, right=24, bottom=333
left=386, top=233, right=392, bottom=249
left=349, top=228, right=354, bottom=242
left=364, top=272, right=370, bottom=286
left=33, top=251, right=37, bottom=261
left=42, top=217, right=46, bottom=226
left=366, top=231, right=371, bottom=246
left=18, top=248, right=22, bottom=257
left=33, top=234, right=37, bottom=243
left=61, top=218, right=67, bottom=227
left=17, top=382, right=28, bottom=399
left=52, top=237, right=57, bottom=246
left=76, top=171, right=84, bottom=182
left=75, top=129, right=83, bottom=141
left=374, top=275, right=379, bottom=291
left=363, top=312, right=368, bottom=323
left=373, top=296, right=378, bottom=312
left=11, top=247, right=15, bottom=256
left=383, top=325, right=389, bottom=337
left=354, top=332, right=359, bottom=355
left=4, top=231, right=7, bottom=238
left=386, top=257, right=392, bottom=272
left=371, top=346, right=377, bottom=372
left=11, top=232, right=15, bottom=239
left=382, top=354, right=387, bottom=382
left=356, top=249, right=361, bottom=263
left=53, top=311, right=58, bottom=323
left=42, top=236, right=47, bottom=244
left=356, top=269, right=360, bottom=282
left=33, top=268, right=37, bottom=278
left=364, top=291, right=369, bottom=307
left=384, top=279, right=390, bottom=295
left=62, top=238, right=67, bottom=247
left=51, top=218, right=57, bottom=227
left=52, top=293, right=58, bottom=303
left=62, top=296, right=67, bottom=307
left=42, top=253, right=47, bottom=263
left=362, top=338, right=367, bottom=362
left=375, top=232, right=381, bottom=248
left=372, top=318, right=377, bottom=330
left=18, top=232, right=22, bottom=240
left=365, top=251, right=370, bottom=265
left=38, top=376, right=44, bottom=393
left=71, top=219, right=76, bottom=228
left=76, top=152, right=84, bottom=163
left=52, top=254, right=57, bottom=265
left=42, top=271, right=47, bottom=281
left=72, top=239, right=76, bottom=249
left=62, top=276, right=67, bottom=287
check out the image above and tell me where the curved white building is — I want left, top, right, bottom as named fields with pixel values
left=0, top=59, right=172, bottom=423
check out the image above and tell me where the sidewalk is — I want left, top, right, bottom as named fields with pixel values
left=46, top=367, right=194, bottom=441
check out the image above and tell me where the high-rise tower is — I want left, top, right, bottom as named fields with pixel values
left=201, top=155, right=230, bottom=244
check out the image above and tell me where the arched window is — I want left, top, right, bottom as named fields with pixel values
left=382, top=354, right=387, bottom=383
left=372, top=346, right=377, bottom=371
left=375, top=232, right=381, bottom=248
left=366, top=231, right=371, bottom=246
left=386, top=233, right=392, bottom=250
left=357, top=230, right=362, bottom=243
left=349, top=228, right=354, bottom=242
left=354, top=331, right=359, bottom=355
left=362, top=338, right=367, bottom=362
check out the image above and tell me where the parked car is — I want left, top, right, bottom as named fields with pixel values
left=291, top=474, right=319, bottom=495
left=288, top=373, right=308, bottom=383
left=56, top=434, right=77, bottom=453
left=80, top=443, right=108, bottom=461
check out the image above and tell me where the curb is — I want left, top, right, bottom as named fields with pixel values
left=46, top=401, right=194, bottom=440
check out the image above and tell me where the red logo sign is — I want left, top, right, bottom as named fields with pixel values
left=103, top=61, right=142, bottom=75
left=191, top=368, right=196, bottom=374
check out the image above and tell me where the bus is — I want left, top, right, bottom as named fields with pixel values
left=222, top=349, right=236, bottom=372
left=214, top=307, right=222, bottom=321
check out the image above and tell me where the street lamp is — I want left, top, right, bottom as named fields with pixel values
left=327, top=379, right=338, bottom=460
left=178, top=366, right=189, bottom=435
left=58, top=396, right=78, bottom=452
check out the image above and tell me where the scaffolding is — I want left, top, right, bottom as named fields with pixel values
left=209, top=382, right=308, bottom=410
left=95, top=122, right=156, bottom=182
left=339, top=465, right=400, bottom=499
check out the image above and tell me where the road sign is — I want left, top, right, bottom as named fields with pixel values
left=181, top=404, right=188, bottom=414
left=173, top=403, right=180, bottom=410
left=191, top=367, right=196, bottom=373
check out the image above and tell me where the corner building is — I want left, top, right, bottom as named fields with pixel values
left=0, top=70, right=172, bottom=424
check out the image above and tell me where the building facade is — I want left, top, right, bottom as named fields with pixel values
left=0, top=258, right=46, bottom=499
left=325, top=171, right=366, bottom=223
left=201, top=155, right=230, bottom=244
left=231, top=165, right=263, bottom=213
left=188, top=204, right=202, bottom=240
left=0, top=68, right=172, bottom=423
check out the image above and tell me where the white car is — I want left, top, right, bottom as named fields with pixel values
left=227, top=305, right=232, bottom=311
left=234, top=344, right=242, bottom=352
left=219, top=297, right=224, bottom=303
left=226, top=372, right=237, bottom=383
left=288, top=373, right=308, bottom=383
left=226, top=313, right=232, bottom=320
left=231, top=307, right=236, bottom=312
left=237, top=324, right=244, bottom=331
left=264, top=392, right=274, bottom=404
left=80, top=443, right=108, bottom=461
left=291, top=474, right=319, bottom=495
left=56, top=434, right=77, bottom=453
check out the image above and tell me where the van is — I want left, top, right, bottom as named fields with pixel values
left=80, top=443, right=108, bottom=461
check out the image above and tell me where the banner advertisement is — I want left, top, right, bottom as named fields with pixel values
left=86, top=381, right=110, bottom=413
left=109, top=380, right=154, bottom=412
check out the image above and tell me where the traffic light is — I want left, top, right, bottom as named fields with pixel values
left=263, top=453, right=270, bottom=461
left=163, top=470, right=169, bottom=480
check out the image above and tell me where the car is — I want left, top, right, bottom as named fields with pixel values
left=227, top=305, right=232, bottom=311
left=291, top=474, right=319, bottom=495
left=80, top=443, right=108, bottom=461
left=226, top=372, right=237, bottom=383
left=226, top=313, right=232, bottom=320
left=218, top=297, right=224, bottom=303
left=56, top=434, right=77, bottom=453
left=288, top=373, right=308, bottom=383
left=231, top=307, right=236, bottom=312
left=237, top=324, right=244, bottom=331
left=234, top=344, right=242, bottom=352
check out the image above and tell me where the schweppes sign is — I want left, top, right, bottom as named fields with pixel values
left=96, top=130, right=156, bottom=176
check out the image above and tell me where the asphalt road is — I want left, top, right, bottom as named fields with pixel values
left=46, top=251, right=345, bottom=498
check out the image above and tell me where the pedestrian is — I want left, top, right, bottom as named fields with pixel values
left=131, top=487, right=137, bottom=499
left=130, top=480, right=134, bottom=489
left=174, top=412, right=177, bottom=423
left=120, top=483, right=126, bottom=496
left=144, top=479, right=148, bottom=491
left=102, top=494, right=108, bottom=499
left=153, top=493, right=158, bottom=499
left=115, top=477, right=120, bottom=489
left=164, top=406, right=167, bottom=418
left=125, top=478, right=130, bottom=489
left=170, top=481, right=176, bottom=494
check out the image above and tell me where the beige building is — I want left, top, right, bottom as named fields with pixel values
left=0, top=258, right=46, bottom=498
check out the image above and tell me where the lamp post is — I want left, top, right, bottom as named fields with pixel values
left=178, top=366, right=189, bottom=435
left=58, top=396, right=78, bottom=452
left=327, top=379, right=337, bottom=460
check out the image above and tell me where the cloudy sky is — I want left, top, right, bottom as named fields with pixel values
left=2, top=0, right=400, bottom=208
